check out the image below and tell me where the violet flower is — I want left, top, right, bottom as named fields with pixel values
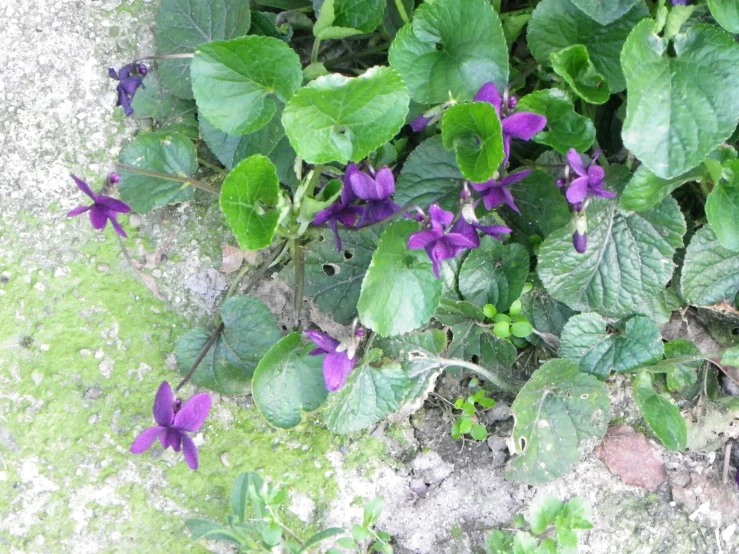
left=564, top=149, right=615, bottom=206
left=347, top=164, right=400, bottom=227
left=572, top=231, right=587, bottom=254
left=130, top=382, right=212, bottom=470
left=411, top=114, right=434, bottom=132
left=305, top=329, right=363, bottom=392
left=474, top=83, right=547, bottom=169
left=470, top=169, right=532, bottom=214
left=67, top=174, right=131, bottom=238
left=314, top=175, right=363, bottom=251
left=407, top=205, right=478, bottom=279
left=451, top=217, right=511, bottom=250
left=671, top=0, right=689, bottom=5
left=109, top=63, right=148, bottom=117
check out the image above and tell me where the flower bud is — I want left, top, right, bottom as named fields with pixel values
left=573, top=231, right=587, bottom=254
left=109, top=172, right=120, bottom=184
left=461, top=202, right=478, bottom=224
left=556, top=178, right=566, bottom=188
left=137, top=64, right=148, bottom=77
left=508, top=96, right=518, bottom=110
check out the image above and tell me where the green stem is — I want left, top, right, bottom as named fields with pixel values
left=197, top=157, right=228, bottom=176
left=648, top=352, right=725, bottom=368
left=114, top=163, right=220, bottom=196
left=394, top=0, right=410, bottom=23
left=266, top=507, right=304, bottom=546
left=292, top=240, right=305, bottom=329
left=134, top=53, right=194, bottom=64
left=174, top=242, right=286, bottom=393
left=311, top=38, right=322, bottom=64
left=432, top=357, right=518, bottom=393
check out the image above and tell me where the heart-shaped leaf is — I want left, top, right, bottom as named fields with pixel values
left=570, top=0, right=641, bottom=25
left=175, top=296, right=283, bottom=394
left=621, top=21, right=739, bottom=179
left=130, top=71, right=198, bottom=138
left=282, top=66, right=409, bottom=164
left=441, top=102, right=504, bottom=183
left=220, top=155, right=282, bottom=251
left=507, top=359, right=611, bottom=484
left=192, top=36, right=303, bottom=136
left=388, top=0, right=508, bottom=104
left=155, top=0, right=252, bottom=98
left=528, top=0, right=647, bottom=93
left=708, top=0, right=739, bottom=34
left=632, top=370, right=687, bottom=452
left=459, top=238, right=530, bottom=312
left=252, top=333, right=329, bottom=429
left=550, top=45, right=611, bottom=105
left=705, top=160, right=739, bottom=252
left=537, top=166, right=686, bottom=318
left=515, top=89, right=595, bottom=155
left=559, top=313, right=664, bottom=377
left=118, top=132, right=197, bottom=213
left=681, top=225, right=739, bottom=306
left=358, top=220, right=443, bottom=337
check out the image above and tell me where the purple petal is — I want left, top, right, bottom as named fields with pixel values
left=566, top=177, right=590, bottom=205
left=117, top=64, right=134, bottom=80
left=501, top=188, right=520, bottom=214
left=474, top=83, right=503, bottom=114
left=499, top=169, right=533, bottom=187
left=109, top=216, right=128, bottom=238
left=153, top=382, right=175, bottom=427
left=328, top=219, right=343, bottom=252
left=305, top=330, right=340, bottom=353
left=349, top=170, right=381, bottom=201
left=566, top=149, right=587, bottom=177
left=587, top=165, right=605, bottom=188
left=108, top=67, right=119, bottom=80
left=71, top=174, right=97, bottom=201
left=470, top=179, right=495, bottom=193
left=96, top=195, right=131, bottom=214
left=160, top=427, right=183, bottom=451
left=428, top=204, right=454, bottom=228
left=182, top=435, right=199, bottom=470
left=481, top=187, right=507, bottom=211
left=374, top=168, right=396, bottom=198
left=337, top=206, right=363, bottom=227
left=314, top=205, right=338, bottom=226
left=476, top=224, right=511, bottom=240
left=592, top=188, right=617, bottom=199
left=323, top=352, right=355, bottom=392
left=67, top=204, right=92, bottom=218
left=502, top=113, right=547, bottom=141
left=358, top=200, right=399, bottom=227
left=408, top=229, right=442, bottom=250
left=173, top=393, right=212, bottom=433
left=340, top=181, right=358, bottom=205
left=450, top=218, right=480, bottom=250
left=444, top=233, right=478, bottom=249
left=429, top=240, right=457, bottom=271
left=117, top=85, right=134, bottom=117
left=130, top=426, right=165, bottom=454
left=411, top=115, right=432, bottom=132
left=89, top=206, right=109, bottom=230
left=573, top=231, right=587, bottom=254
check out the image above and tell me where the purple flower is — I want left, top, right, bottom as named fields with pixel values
left=411, top=114, right=434, bottom=132
left=67, top=174, right=131, bottom=237
left=305, top=330, right=361, bottom=392
left=474, top=83, right=547, bottom=169
left=451, top=217, right=511, bottom=250
left=130, top=382, right=212, bottom=470
left=671, top=0, right=689, bottom=5
left=470, top=169, right=532, bottom=214
left=572, top=231, right=587, bottom=254
left=314, top=173, right=363, bottom=251
left=407, top=205, right=478, bottom=279
left=109, top=63, right=147, bottom=117
left=347, top=164, right=400, bottom=227
left=564, top=149, right=615, bottom=206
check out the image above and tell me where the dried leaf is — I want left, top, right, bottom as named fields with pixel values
left=672, top=469, right=739, bottom=528
left=594, top=425, right=666, bottom=491
left=134, top=269, right=166, bottom=302
left=219, top=245, right=245, bottom=273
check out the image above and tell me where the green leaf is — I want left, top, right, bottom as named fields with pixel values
left=155, top=0, right=252, bottom=99
left=681, top=225, right=739, bottom=306
left=520, top=287, right=576, bottom=349
left=621, top=21, right=739, bottom=179
left=219, top=155, right=282, bottom=251
left=302, top=228, right=380, bottom=325
left=559, top=313, right=664, bottom=377
left=632, top=371, right=687, bottom=451
left=459, top=238, right=530, bottom=312
left=527, top=0, right=647, bottom=93
left=324, top=362, right=412, bottom=434
left=300, top=529, right=347, bottom=553
left=441, top=102, right=504, bottom=183
left=118, top=132, right=197, bottom=213
left=358, top=221, right=442, bottom=337
left=186, top=520, right=241, bottom=545
left=705, top=160, right=739, bottom=252
left=231, top=472, right=259, bottom=522
left=191, top=36, right=302, bottom=136
left=528, top=496, right=563, bottom=535
left=537, top=166, right=686, bottom=318
left=388, top=0, right=508, bottom=104
left=363, top=497, right=384, bottom=525
left=507, top=359, right=610, bottom=484
left=200, top=108, right=286, bottom=172
left=470, top=424, right=488, bottom=441
left=130, top=71, right=198, bottom=138
left=383, top=0, right=414, bottom=38
left=708, top=0, right=739, bottom=34
left=282, top=67, right=409, bottom=164
left=619, top=163, right=704, bottom=212
left=394, top=135, right=463, bottom=209
left=722, top=345, right=739, bottom=367
left=570, top=0, right=640, bottom=25
left=662, top=340, right=701, bottom=393
left=252, top=333, right=329, bottom=429
left=320, top=0, right=385, bottom=33
left=515, top=89, right=595, bottom=155
left=550, top=45, right=610, bottom=105
left=175, top=297, right=283, bottom=394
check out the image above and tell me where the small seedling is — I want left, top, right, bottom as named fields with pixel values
left=451, top=379, right=496, bottom=441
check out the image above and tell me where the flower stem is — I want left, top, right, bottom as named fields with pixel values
left=114, top=163, right=220, bottom=196
left=174, top=242, right=287, bottom=393
left=292, top=240, right=305, bottom=329
left=394, top=0, right=411, bottom=23
left=431, top=357, right=518, bottom=393
left=311, top=38, right=322, bottom=64
left=359, top=203, right=423, bottom=229
left=197, top=157, right=228, bottom=176
left=134, top=53, right=194, bottom=64
left=266, top=507, right=304, bottom=546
